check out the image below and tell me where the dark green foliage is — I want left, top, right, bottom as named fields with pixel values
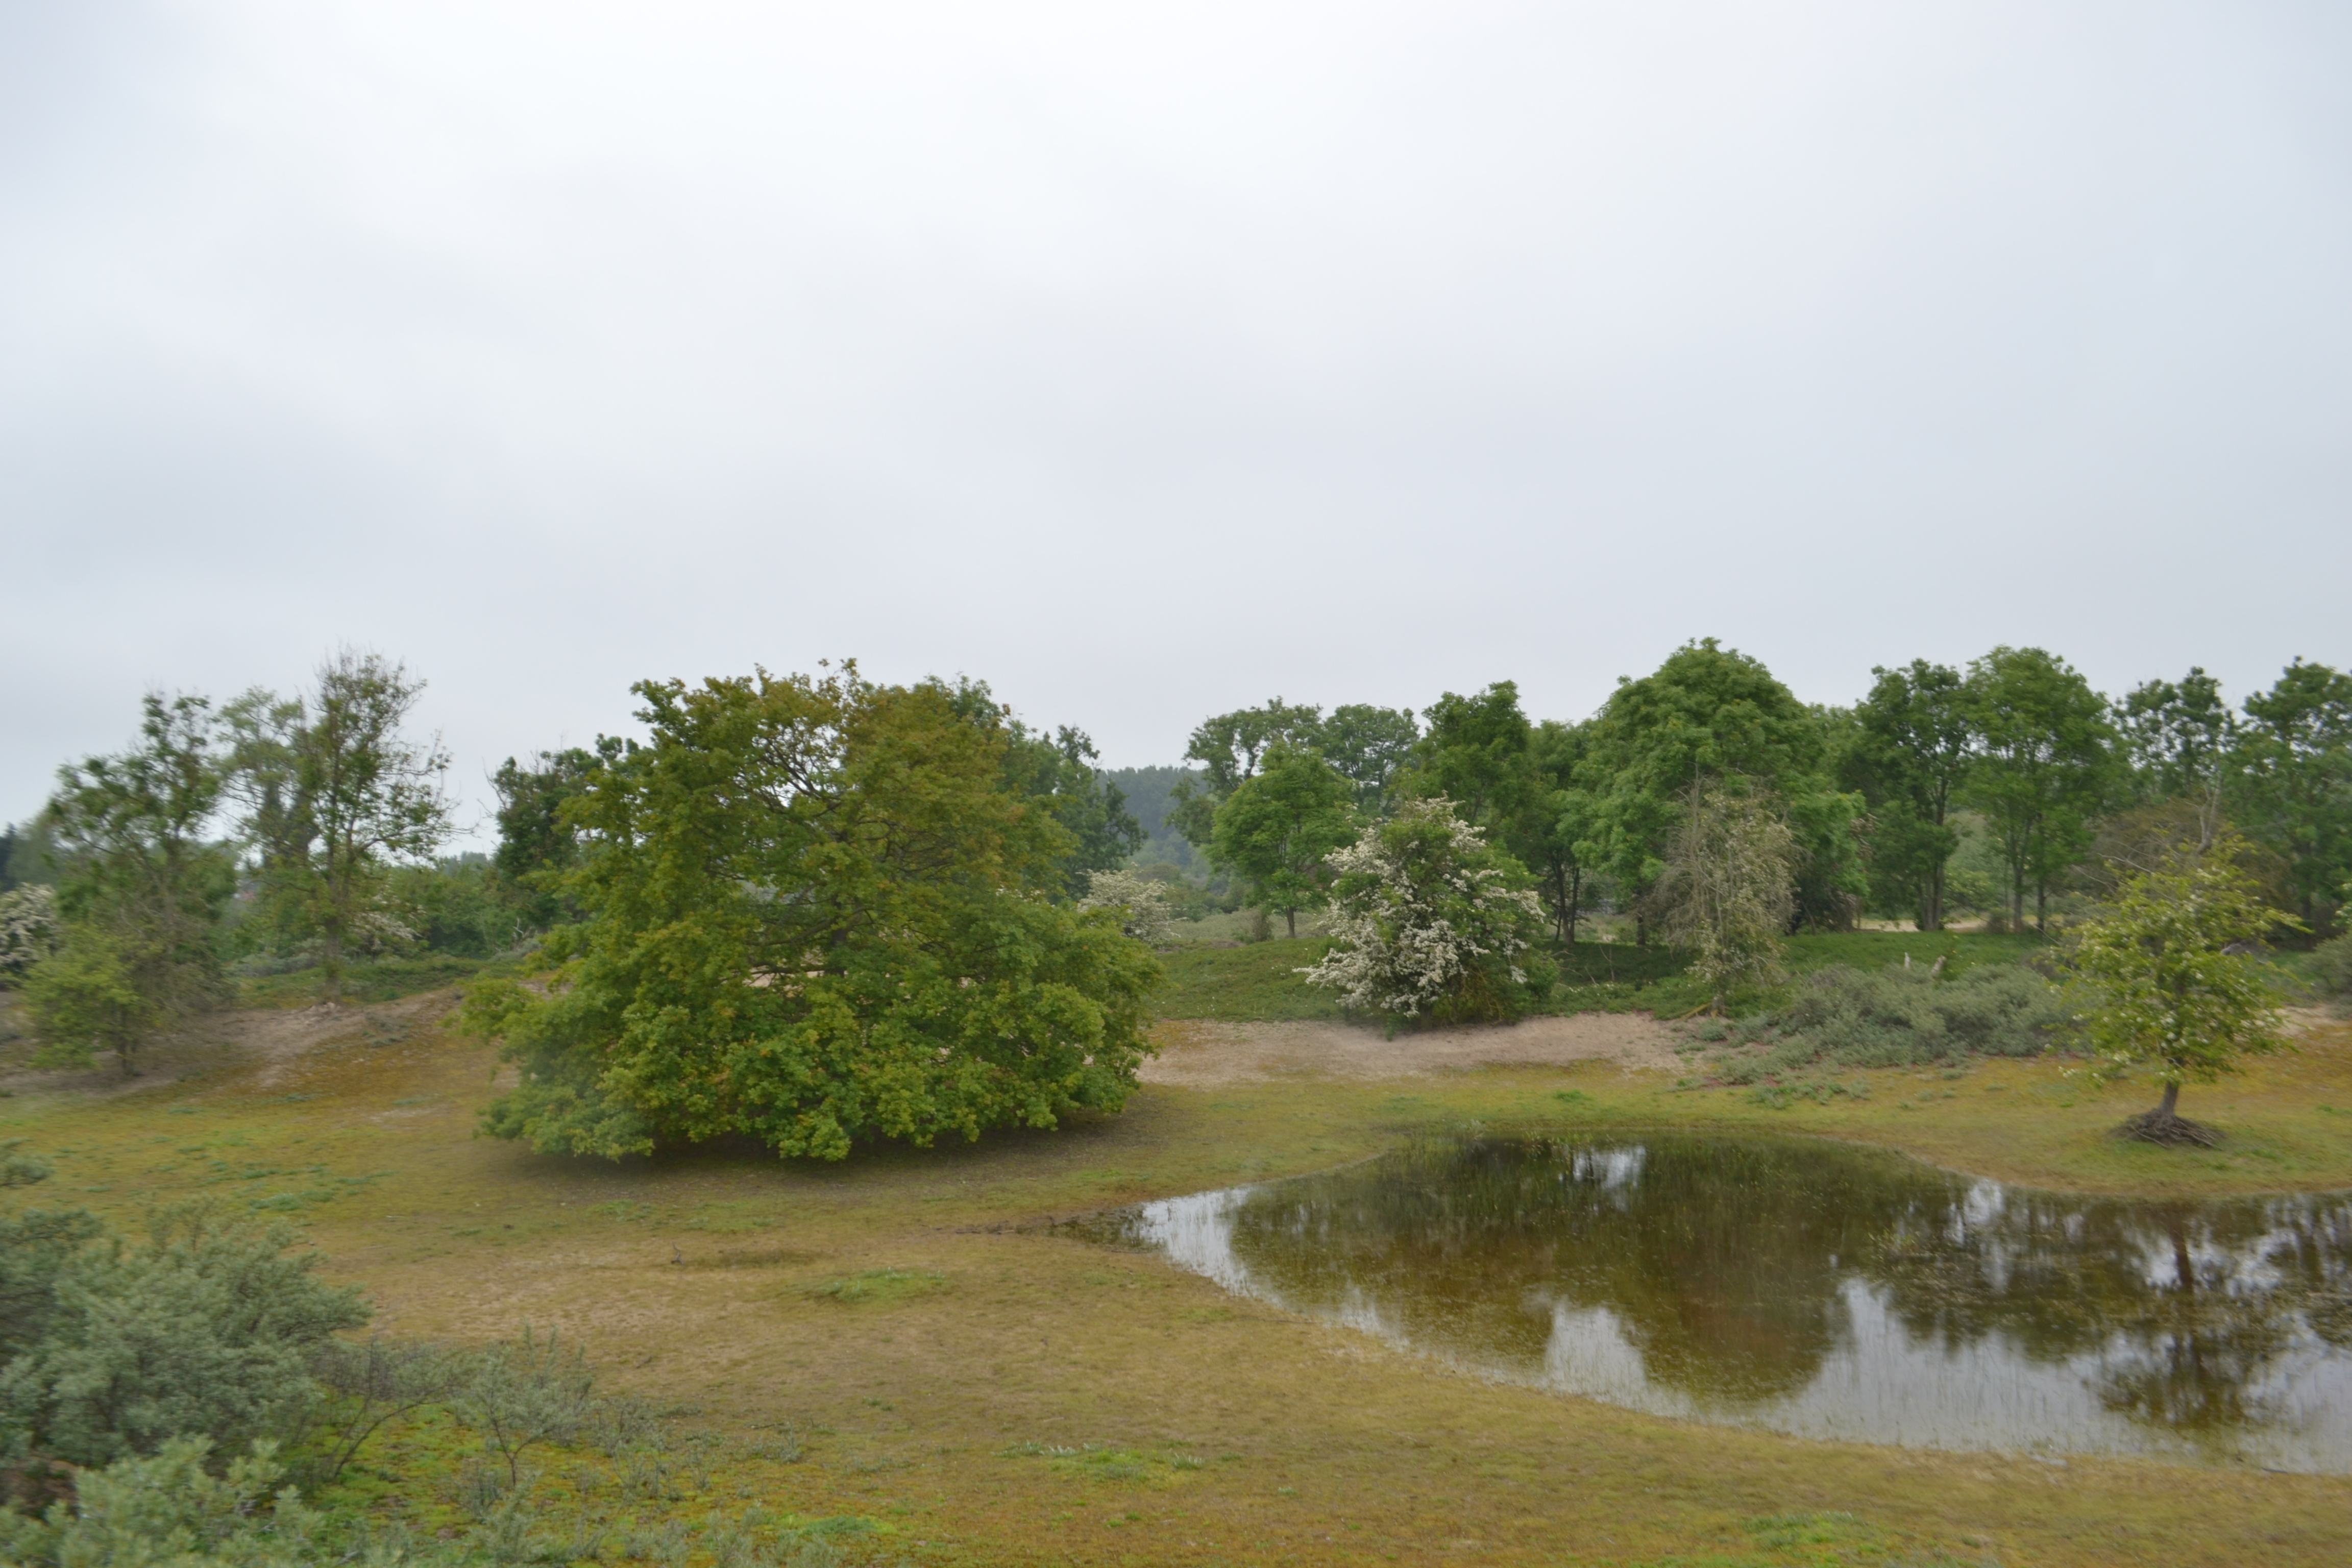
left=1165, top=699, right=1326, bottom=848
left=1099, top=765, right=1205, bottom=871
left=1008, top=728, right=1144, bottom=895
left=1404, top=683, right=1535, bottom=826
left=4, top=821, right=61, bottom=894
left=943, top=680, right=1142, bottom=893
left=1516, top=721, right=1594, bottom=943
left=470, top=667, right=1162, bottom=1161
left=1842, top=660, right=1971, bottom=930
left=1716, top=963, right=2065, bottom=1079
left=1318, top=704, right=1422, bottom=813
left=0, top=1436, right=327, bottom=1567
left=1209, top=743, right=1356, bottom=937
left=2314, top=935, right=2352, bottom=997
left=28, top=695, right=237, bottom=1073
left=2233, top=658, right=2352, bottom=935
left=386, top=857, right=522, bottom=959
left=492, top=747, right=598, bottom=929
left=1960, top=646, right=2121, bottom=935
left=2, top=1152, right=368, bottom=1484
left=2120, top=667, right=2236, bottom=802
left=1402, top=684, right=1596, bottom=943
left=1575, top=639, right=1864, bottom=933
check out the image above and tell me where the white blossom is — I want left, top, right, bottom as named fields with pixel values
left=1298, top=798, right=1542, bottom=1019
left=0, top=884, right=61, bottom=979
left=1079, top=868, right=1178, bottom=945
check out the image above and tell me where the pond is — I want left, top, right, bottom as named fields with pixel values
left=1114, top=1135, right=2352, bottom=1471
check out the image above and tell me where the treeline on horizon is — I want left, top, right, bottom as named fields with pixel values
left=0, top=637, right=2345, bottom=1157
left=3, top=636, right=2348, bottom=976
left=1106, top=638, right=2351, bottom=947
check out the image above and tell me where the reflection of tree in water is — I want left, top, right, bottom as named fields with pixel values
left=1221, top=1136, right=1946, bottom=1402
left=1866, top=1189, right=2352, bottom=1440
left=1212, top=1136, right=2352, bottom=1436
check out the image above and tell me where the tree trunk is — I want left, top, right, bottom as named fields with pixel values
left=1925, top=859, right=1944, bottom=934
left=1566, top=867, right=1582, bottom=944
left=2120, top=1077, right=2217, bottom=1145
left=2035, top=878, right=2047, bottom=938
left=1285, top=906, right=1297, bottom=940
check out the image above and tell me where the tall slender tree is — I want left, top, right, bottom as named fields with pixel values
left=2232, top=658, right=2352, bottom=935
left=1843, top=660, right=1972, bottom=931
left=1316, top=704, right=1421, bottom=813
left=1165, top=699, right=1325, bottom=849
left=1576, top=639, right=1863, bottom=938
left=24, top=695, right=234, bottom=1073
left=1959, top=646, right=2118, bottom=935
left=1210, top=743, right=1357, bottom=938
left=2119, top=668, right=2235, bottom=804
left=228, top=653, right=453, bottom=1000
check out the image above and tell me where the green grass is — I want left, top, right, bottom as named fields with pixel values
left=1156, top=937, right=1344, bottom=1020
left=803, top=1268, right=950, bottom=1304
left=10, top=994, right=2352, bottom=1564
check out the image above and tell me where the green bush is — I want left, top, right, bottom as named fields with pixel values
left=0, top=1150, right=369, bottom=1475
left=2314, top=934, right=2352, bottom=997
left=0, top=1436, right=328, bottom=1567
left=1714, top=962, right=2065, bottom=1080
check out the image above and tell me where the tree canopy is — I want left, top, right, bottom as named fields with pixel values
left=1209, top=742, right=1356, bottom=938
left=1575, top=639, right=1862, bottom=934
left=1962, top=646, right=2120, bottom=935
left=468, top=667, right=1162, bottom=1162
left=2067, top=839, right=2296, bottom=1143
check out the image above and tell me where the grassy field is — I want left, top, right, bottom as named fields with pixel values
left=4, top=971, right=2351, bottom=1565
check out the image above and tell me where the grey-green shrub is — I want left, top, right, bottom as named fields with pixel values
left=0, top=1165, right=368, bottom=1473
left=0, top=1437, right=321, bottom=1567
left=1716, top=962, right=2066, bottom=1081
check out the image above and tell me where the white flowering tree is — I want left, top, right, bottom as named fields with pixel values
left=1300, top=797, right=1548, bottom=1024
left=0, top=884, right=60, bottom=981
left=1079, top=868, right=1178, bottom=946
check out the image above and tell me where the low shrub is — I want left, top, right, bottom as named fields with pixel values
left=1711, top=962, right=2065, bottom=1081
left=2314, top=934, right=2352, bottom=998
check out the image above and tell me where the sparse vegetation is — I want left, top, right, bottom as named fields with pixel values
left=1704, top=963, right=2067, bottom=1082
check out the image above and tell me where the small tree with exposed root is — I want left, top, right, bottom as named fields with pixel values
left=2066, top=838, right=2297, bottom=1146
left=1647, top=780, right=1795, bottom=1013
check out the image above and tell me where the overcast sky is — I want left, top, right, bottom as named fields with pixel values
left=6, top=1, right=2349, bottom=843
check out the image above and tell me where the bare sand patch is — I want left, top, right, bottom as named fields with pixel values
left=1140, top=1011, right=1684, bottom=1086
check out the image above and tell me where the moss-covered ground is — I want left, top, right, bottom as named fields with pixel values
left=4, top=949, right=2350, bottom=1564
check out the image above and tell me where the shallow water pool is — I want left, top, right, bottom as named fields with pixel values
left=1114, top=1135, right=2352, bottom=1471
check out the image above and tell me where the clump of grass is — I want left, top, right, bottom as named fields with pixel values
left=802, top=1268, right=948, bottom=1304
left=1710, top=962, right=2064, bottom=1083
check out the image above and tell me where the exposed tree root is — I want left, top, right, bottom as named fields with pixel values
left=2116, top=1109, right=2222, bottom=1147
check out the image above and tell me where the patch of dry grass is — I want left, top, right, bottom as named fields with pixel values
left=4, top=991, right=2351, bottom=1564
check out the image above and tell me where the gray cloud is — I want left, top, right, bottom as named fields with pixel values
left=6, top=1, right=2348, bottom=838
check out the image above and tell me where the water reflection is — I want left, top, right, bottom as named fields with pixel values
left=1122, top=1136, right=2352, bottom=1469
